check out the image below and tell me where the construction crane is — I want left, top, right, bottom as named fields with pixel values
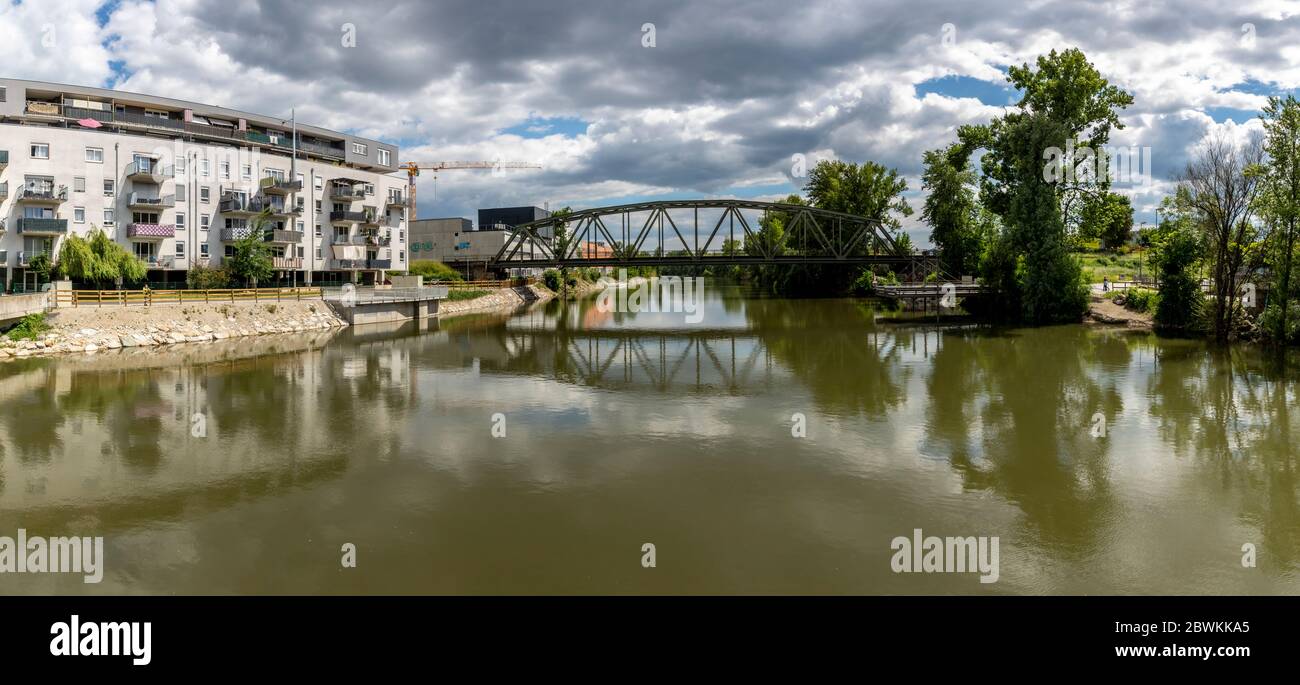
left=400, top=161, right=542, bottom=220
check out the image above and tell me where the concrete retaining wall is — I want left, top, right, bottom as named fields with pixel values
left=0, top=293, right=50, bottom=325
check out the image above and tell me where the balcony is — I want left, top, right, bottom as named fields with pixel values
left=127, top=192, right=176, bottom=209
left=329, top=183, right=366, bottom=201
left=367, top=259, right=392, bottom=270
left=0, top=218, right=5, bottom=235
left=273, top=256, right=303, bottom=270
left=260, top=177, right=303, bottom=195
left=219, top=194, right=256, bottom=214
left=330, top=210, right=370, bottom=224
left=141, top=255, right=176, bottom=269
left=360, top=208, right=382, bottom=227
left=16, top=185, right=68, bottom=204
left=128, top=223, right=176, bottom=240
left=114, top=110, right=184, bottom=131
left=366, top=233, right=392, bottom=247
left=221, top=226, right=254, bottom=242
left=0, top=150, right=7, bottom=170
left=125, top=159, right=172, bottom=183
left=19, top=251, right=53, bottom=267
left=332, top=259, right=366, bottom=270
left=0, top=181, right=7, bottom=199
left=385, top=193, right=406, bottom=209
left=16, top=218, right=68, bottom=235
left=264, top=229, right=304, bottom=244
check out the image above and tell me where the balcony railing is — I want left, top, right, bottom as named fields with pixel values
left=114, top=110, right=184, bottom=130
left=141, top=255, right=176, bottom=269
left=19, top=251, right=53, bottom=267
left=385, top=193, right=406, bottom=208
left=16, top=186, right=68, bottom=203
left=128, top=223, right=176, bottom=239
left=264, top=229, right=304, bottom=244
left=0, top=150, right=8, bottom=169
left=16, top=217, right=69, bottom=234
left=332, top=259, right=366, bottom=270
left=125, top=159, right=173, bottom=182
left=0, top=181, right=7, bottom=198
left=329, top=184, right=366, bottom=201
left=367, top=259, right=392, bottom=270
left=127, top=192, right=176, bottom=209
left=330, top=210, right=370, bottom=224
left=273, top=256, right=303, bottom=269
left=221, top=226, right=254, bottom=242
left=260, top=177, right=303, bottom=195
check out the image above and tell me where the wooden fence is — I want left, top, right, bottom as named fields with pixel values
left=54, top=287, right=324, bottom=307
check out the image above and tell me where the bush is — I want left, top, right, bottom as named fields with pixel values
left=1123, top=288, right=1158, bottom=313
left=187, top=264, right=231, bottom=290
left=1258, top=302, right=1300, bottom=344
left=407, top=260, right=464, bottom=282
left=542, top=269, right=561, bottom=291
left=5, top=313, right=50, bottom=341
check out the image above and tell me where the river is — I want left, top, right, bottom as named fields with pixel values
left=1, top=284, right=1297, bottom=594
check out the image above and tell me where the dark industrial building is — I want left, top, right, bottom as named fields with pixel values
left=478, top=206, right=550, bottom=231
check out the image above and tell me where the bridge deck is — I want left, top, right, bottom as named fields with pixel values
left=873, top=283, right=989, bottom=298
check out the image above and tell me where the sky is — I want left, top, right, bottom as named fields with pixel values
left=3, top=0, right=1300, bottom=246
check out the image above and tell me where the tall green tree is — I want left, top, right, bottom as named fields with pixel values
left=959, top=48, right=1131, bottom=322
left=227, top=213, right=274, bottom=287
left=1079, top=192, right=1134, bottom=250
left=1150, top=197, right=1204, bottom=332
left=921, top=143, right=985, bottom=275
left=801, top=159, right=913, bottom=294
left=57, top=226, right=147, bottom=287
left=1251, top=95, right=1300, bottom=344
left=1179, top=134, right=1264, bottom=344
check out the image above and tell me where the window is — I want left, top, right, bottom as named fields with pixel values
left=378, top=149, right=390, bottom=166
left=30, top=143, right=49, bottom=159
left=242, top=164, right=252, bottom=180
left=314, top=176, right=323, bottom=189
left=364, top=183, right=374, bottom=196
left=104, top=209, right=115, bottom=226
left=200, top=187, right=210, bottom=203
left=0, top=87, right=6, bottom=102
left=399, top=250, right=405, bottom=261
left=145, top=108, right=169, bottom=120
left=175, top=185, right=186, bottom=202
left=296, top=221, right=305, bottom=232
left=352, top=142, right=367, bottom=155
left=74, top=207, right=86, bottom=224
left=266, top=168, right=285, bottom=181
left=200, top=244, right=209, bottom=257
left=220, top=161, right=230, bottom=179
left=73, top=177, right=86, bottom=193
left=104, top=180, right=115, bottom=197
left=201, top=214, right=210, bottom=230
left=398, top=229, right=404, bottom=241
left=317, top=247, right=322, bottom=259
left=314, top=223, right=322, bottom=237
left=297, top=246, right=304, bottom=258
left=175, top=241, right=186, bottom=257
left=201, top=159, right=210, bottom=177
left=315, top=200, right=322, bottom=212
left=334, top=226, right=348, bottom=241
left=296, top=172, right=305, bottom=186
left=176, top=213, right=186, bottom=229
left=85, top=147, right=104, bottom=163
left=225, top=245, right=236, bottom=258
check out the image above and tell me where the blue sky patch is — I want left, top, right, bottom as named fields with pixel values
left=501, top=116, right=590, bottom=139
left=915, top=74, right=1020, bottom=107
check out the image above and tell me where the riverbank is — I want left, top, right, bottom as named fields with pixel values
left=436, top=284, right=555, bottom=318
left=1086, top=295, right=1153, bottom=328
left=0, top=300, right=346, bottom=360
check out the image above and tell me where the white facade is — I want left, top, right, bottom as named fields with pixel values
left=0, top=80, right=408, bottom=291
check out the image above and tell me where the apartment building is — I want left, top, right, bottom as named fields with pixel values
left=0, top=78, right=408, bottom=291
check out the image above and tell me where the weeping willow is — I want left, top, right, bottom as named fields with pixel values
left=57, top=227, right=147, bottom=287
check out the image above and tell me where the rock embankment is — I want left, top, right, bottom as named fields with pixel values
left=437, top=284, right=554, bottom=318
left=0, top=300, right=346, bottom=360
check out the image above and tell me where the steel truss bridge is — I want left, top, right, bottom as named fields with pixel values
left=490, top=199, right=938, bottom=274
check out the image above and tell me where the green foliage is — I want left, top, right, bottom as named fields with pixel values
left=1122, top=288, right=1158, bottom=313
left=25, top=253, right=53, bottom=282
left=1258, top=302, right=1300, bottom=344
left=186, top=263, right=231, bottom=290
left=446, top=288, right=491, bottom=302
left=407, top=260, right=465, bottom=281
left=805, top=159, right=912, bottom=233
left=227, top=217, right=274, bottom=286
left=4, top=313, right=49, bottom=341
left=55, top=226, right=147, bottom=287
left=921, top=145, right=986, bottom=275
left=1150, top=200, right=1204, bottom=332
left=962, top=48, right=1128, bottom=323
left=542, top=269, right=561, bottom=291
left=1079, top=192, right=1134, bottom=249
left=1251, top=95, right=1300, bottom=344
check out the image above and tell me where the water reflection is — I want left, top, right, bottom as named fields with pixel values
left=0, top=285, right=1297, bottom=594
